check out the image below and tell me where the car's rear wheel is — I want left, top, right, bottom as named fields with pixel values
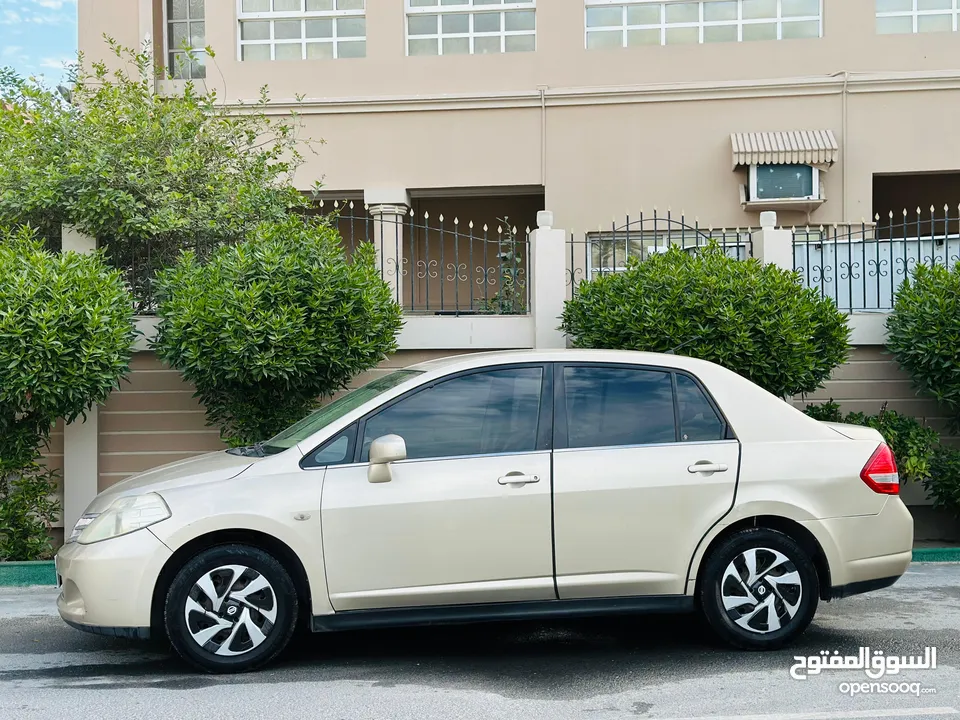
left=164, top=544, right=298, bottom=673
left=699, top=527, right=819, bottom=650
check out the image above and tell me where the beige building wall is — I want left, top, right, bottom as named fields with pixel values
left=98, top=353, right=225, bottom=491
left=795, top=346, right=958, bottom=443
left=78, top=0, right=960, bottom=234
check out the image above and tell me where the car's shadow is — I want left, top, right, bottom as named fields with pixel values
left=3, top=613, right=882, bottom=696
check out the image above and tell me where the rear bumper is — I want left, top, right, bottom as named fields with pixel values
left=805, top=496, right=914, bottom=593
left=830, top=574, right=902, bottom=600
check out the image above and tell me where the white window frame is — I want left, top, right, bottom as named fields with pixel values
left=165, top=0, right=207, bottom=79
left=405, top=0, right=537, bottom=57
left=875, top=0, right=959, bottom=34
left=583, top=0, right=823, bottom=48
left=749, top=164, right=820, bottom=201
left=236, top=0, right=366, bottom=62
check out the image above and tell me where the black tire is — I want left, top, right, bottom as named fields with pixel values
left=699, top=527, right=819, bottom=650
left=164, top=544, right=298, bottom=673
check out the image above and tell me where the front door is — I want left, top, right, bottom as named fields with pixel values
left=320, top=364, right=555, bottom=611
left=552, top=364, right=740, bottom=598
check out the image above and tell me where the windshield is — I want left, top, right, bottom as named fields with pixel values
left=259, top=369, right=423, bottom=455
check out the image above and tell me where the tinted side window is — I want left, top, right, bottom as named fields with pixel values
left=361, top=367, right=543, bottom=461
left=676, top=374, right=725, bottom=442
left=564, top=366, right=676, bottom=449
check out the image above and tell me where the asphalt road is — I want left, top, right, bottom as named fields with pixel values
left=1, top=564, right=959, bottom=720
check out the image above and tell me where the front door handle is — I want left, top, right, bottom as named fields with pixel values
left=687, top=462, right=728, bottom=474
left=498, top=473, right=540, bottom=486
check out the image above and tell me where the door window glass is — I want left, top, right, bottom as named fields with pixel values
left=676, top=374, right=725, bottom=442
left=361, top=367, right=543, bottom=461
left=563, top=366, right=676, bottom=448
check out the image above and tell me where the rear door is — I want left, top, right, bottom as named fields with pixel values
left=552, top=363, right=740, bottom=598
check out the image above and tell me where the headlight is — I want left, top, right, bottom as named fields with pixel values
left=67, top=513, right=99, bottom=544
left=77, top=493, right=171, bottom=545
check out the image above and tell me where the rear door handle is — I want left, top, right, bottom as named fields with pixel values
left=687, top=462, right=728, bottom=474
left=498, top=473, right=540, bottom=486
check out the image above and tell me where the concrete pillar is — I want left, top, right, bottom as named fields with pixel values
left=61, top=226, right=100, bottom=537
left=752, top=211, right=794, bottom=271
left=364, top=188, right=410, bottom=308
left=529, top=210, right=567, bottom=349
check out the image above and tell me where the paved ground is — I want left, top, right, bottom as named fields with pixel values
left=1, top=564, right=958, bottom=720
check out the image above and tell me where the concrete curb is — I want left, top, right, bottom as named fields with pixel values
left=0, top=548, right=958, bottom=587
left=0, top=561, right=56, bottom=587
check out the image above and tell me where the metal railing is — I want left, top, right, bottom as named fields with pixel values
left=566, top=212, right=753, bottom=298
left=329, top=203, right=531, bottom=316
left=792, top=208, right=960, bottom=312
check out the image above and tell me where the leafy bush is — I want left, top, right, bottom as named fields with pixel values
left=1, top=41, right=316, bottom=311
left=0, top=469, right=60, bottom=561
left=802, top=399, right=844, bottom=423
left=803, top=400, right=939, bottom=484
left=0, top=226, right=135, bottom=559
left=925, top=444, right=960, bottom=516
left=153, top=216, right=403, bottom=446
left=561, top=244, right=851, bottom=398
left=886, top=262, right=960, bottom=429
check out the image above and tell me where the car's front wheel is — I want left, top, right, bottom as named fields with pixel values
left=699, top=527, right=819, bottom=650
left=164, top=544, right=298, bottom=673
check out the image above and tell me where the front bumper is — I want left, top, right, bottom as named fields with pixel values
left=56, top=528, right=172, bottom=637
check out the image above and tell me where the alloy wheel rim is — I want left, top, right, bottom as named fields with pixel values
left=184, top=564, right=278, bottom=656
left=720, top=547, right=803, bottom=634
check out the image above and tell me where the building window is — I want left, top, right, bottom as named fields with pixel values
left=749, top=164, right=819, bottom=201
left=238, top=0, right=366, bottom=62
left=876, top=0, right=958, bottom=35
left=584, top=0, right=821, bottom=48
left=406, top=0, right=537, bottom=56
left=167, top=0, right=206, bottom=79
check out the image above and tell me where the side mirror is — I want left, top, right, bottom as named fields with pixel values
left=367, top=434, right=406, bottom=484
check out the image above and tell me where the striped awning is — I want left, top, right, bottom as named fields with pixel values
left=731, top=130, right=839, bottom=169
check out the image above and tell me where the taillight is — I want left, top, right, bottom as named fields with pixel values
left=860, top=443, right=900, bottom=495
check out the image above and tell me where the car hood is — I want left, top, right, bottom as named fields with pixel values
left=87, top=451, right=257, bottom=512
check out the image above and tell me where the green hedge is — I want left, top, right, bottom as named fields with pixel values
left=560, top=244, right=850, bottom=398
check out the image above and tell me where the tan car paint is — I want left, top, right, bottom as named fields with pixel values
left=56, top=349, right=914, bottom=637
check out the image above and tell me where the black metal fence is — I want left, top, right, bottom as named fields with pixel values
left=107, top=234, right=223, bottom=315
left=105, top=201, right=531, bottom=316
left=566, top=212, right=753, bottom=297
left=329, top=204, right=531, bottom=316
left=792, top=207, right=960, bottom=312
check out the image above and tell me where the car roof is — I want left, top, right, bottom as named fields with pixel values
left=407, top=348, right=716, bottom=373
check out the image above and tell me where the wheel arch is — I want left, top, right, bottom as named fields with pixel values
left=150, top=529, right=313, bottom=636
left=691, top=516, right=833, bottom=602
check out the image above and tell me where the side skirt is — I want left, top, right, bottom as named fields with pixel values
left=312, top=595, right=695, bottom=633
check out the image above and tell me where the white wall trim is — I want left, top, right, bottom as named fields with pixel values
left=217, top=69, right=960, bottom=116
left=134, top=316, right=160, bottom=352
left=848, top=312, right=890, bottom=346
left=133, top=314, right=534, bottom=352
left=398, top=315, right=534, bottom=350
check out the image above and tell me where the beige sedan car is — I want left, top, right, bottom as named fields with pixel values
left=56, top=349, right=913, bottom=673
